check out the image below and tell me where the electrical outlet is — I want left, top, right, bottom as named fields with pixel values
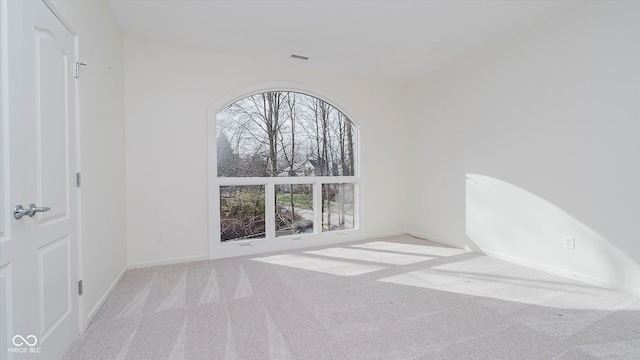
left=563, top=236, right=575, bottom=250
left=156, top=229, right=165, bottom=241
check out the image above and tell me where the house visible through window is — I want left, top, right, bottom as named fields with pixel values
left=216, top=91, right=358, bottom=242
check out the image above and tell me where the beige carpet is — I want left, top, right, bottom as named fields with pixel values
left=63, top=235, right=640, bottom=359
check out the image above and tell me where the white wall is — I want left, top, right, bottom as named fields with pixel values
left=407, top=1, right=640, bottom=294
left=125, top=38, right=408, bottom=266
left=49, top=0, right=127, bottom=325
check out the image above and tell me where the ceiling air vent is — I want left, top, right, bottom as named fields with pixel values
left=290, top=54, right=309, bottom=61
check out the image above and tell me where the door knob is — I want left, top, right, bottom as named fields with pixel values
left=13, top=203, right=51, bottom=220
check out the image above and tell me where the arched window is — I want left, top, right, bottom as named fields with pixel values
left=215, top=91, right=358, bottom=243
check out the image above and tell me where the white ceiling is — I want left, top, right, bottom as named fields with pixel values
left=107, top=0, right=586, bottom=83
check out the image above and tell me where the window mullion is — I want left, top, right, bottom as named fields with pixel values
left=265, top=182, right=276, bottom=240
left=313, top=180, right=322, bottom=234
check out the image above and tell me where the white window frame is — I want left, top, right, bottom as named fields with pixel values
left=207, top=86, right=363, bottom=259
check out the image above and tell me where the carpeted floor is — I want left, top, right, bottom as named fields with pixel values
left=63, top=235, right=640, bottom=360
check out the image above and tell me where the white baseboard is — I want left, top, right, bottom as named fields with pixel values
left=85, top=264, right=128, bottom=327
left=482, top=248, right=640, bottom=298
left=127, top=254, right=209, bottom=270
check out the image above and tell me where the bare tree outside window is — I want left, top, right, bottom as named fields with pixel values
left=275, top=184, right=313, bottom=237
left=219, top=185, right=266, bottom=241
left=322, top=183, right=354, bottom=232
left=217, top=91, right=357, bottom=242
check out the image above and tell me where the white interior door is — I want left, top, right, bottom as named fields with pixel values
left=1, top=1, right=78, bottom=359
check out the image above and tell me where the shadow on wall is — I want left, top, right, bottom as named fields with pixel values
left=465, top=173, right=640, bottom=296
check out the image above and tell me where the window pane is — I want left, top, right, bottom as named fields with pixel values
left=219, top=185, right=265, bottom=242
left=275, top=184, right=314, bottom=237
left=322, top=183, right=354, bottom=232
left=217, top=92, right=355, bottom=177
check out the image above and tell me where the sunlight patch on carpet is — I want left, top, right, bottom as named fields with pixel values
left=251, top=254, right=384, bottom=276
left=352, top=241, right=468, bottom=257
left=305, top=247, right=434, bottom=265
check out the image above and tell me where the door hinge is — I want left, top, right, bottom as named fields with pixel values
left=72, top=62, right=86, bottom=78
left=78, top=280, right=83, bottom=295
left=76, top=172, right=81, bottom=187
